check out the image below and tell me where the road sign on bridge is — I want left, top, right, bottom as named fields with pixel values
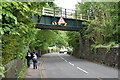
left=58, top=16, right=66, bottom=24
left=32, top=7, right=94, bottom=31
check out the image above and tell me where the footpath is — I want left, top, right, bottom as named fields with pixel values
left=25, top=58, right=44, bottom=78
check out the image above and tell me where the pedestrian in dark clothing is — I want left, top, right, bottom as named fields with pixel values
left=25, top=50, right=32, bottom=68
left=32, top=50, right=38, bottom=69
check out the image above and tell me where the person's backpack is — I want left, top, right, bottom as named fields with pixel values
left=28, top=52, right=31, bottom=57
left=33, top=54, right=37, bottom=60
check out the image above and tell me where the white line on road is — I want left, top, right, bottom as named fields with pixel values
left=77, top=67, right=88, bottom=74
left=97, top=78, right=103, bottom=80
left=59, top=54, right=89, bottom=74
left=69, top=62, right=72, bottom=64
left=71, top=64, right=74, bottom=66
left=59, top=55, right=66, bottom=61
left=69, top=62, right=74, bottom=66
left=64, top=60, right=68, bottom=62
left=61, top=57, right=64, bottom=60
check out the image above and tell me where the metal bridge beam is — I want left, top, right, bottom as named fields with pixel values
left=33, top=15, right=86, bottom=31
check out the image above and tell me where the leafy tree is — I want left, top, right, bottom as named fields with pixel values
left=1, top=2, right=52, bottom=65
left=30, top=30, right=69, bottom=50
left=76, top=2, right=119, bottom=46
left=66, top=31, right=80, bottom=50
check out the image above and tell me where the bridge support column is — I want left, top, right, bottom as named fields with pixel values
left=73, top=31, right=90, bottom=58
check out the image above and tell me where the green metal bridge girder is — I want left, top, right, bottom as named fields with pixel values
left=33, top=15, right=86, bottom=31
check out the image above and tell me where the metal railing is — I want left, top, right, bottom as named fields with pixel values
left=41, top=7, right=95, bottom=20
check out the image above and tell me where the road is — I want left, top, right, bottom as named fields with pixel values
left=39, top=52, right=118, bottom=79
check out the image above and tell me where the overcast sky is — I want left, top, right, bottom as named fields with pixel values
left=54, top=0, right=81, bottom=9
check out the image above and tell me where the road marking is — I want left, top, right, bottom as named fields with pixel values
left=59, top=54, right=88, bottom=74
left=71, top=64, right=74, bottom=66
left=77, top=67, right=88, bottom=74
left=64, top=60, right=68, bottom=62
left=61, top=57, right=64, bottom=60
left=69, top=62, right=74, bottom=66
left=59, top=55, right=66, bottom=61
left=59, top=55, right=75, bottom=66
left=60, top=56, right=69, bottom=63
left=60, top=57, right=64, bottom=60
left=69, top=62, right=72, bottom=64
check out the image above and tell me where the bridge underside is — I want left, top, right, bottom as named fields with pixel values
left=36, top=24, right=81, bottom=31
left=33, top=15, right=86, bottom=31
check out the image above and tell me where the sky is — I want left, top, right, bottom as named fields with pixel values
left=54, top=0, right=81, bottom=9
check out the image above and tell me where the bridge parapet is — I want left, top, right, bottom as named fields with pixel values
left=41, top=7, right=95, bottom=20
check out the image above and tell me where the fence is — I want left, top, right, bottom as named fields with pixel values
left=41, top=7, right=95, bottom=20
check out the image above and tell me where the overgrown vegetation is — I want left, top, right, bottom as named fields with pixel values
left=0, top=65, right=5, bottom=78
left=66, top=31, right=80, bottom=51
left=76, top=2, right=119, bottom=48
left=17, top=62, right=27, bottom=79
left=1, top=2, right=60, bottom=77
left=30, top=30, right=69, bottom=51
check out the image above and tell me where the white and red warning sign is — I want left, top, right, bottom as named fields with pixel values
left=58, top=16, right=67, bottom=24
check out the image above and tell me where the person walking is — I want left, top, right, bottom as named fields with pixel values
left=32, top=50, right=38, bottom=69
left=25, top=50, right=32, bottom=68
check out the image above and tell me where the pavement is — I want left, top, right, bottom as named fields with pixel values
left=25, top=59, right=42, bottom=78
left=25, top=52, right=119, bottom=80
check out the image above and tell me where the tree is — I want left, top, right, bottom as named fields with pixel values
left=1, top=2, right=53, bottom=65
left=76, top=2, right=119, bottom=46
left=66, top=31, right=80, bottom=50
left=30, top=30, right=69, bottom=50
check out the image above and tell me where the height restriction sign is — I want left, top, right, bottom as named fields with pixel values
left=58, top=16, right=67, bottom=24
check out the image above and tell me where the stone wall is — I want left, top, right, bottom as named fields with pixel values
left=73, top=33, right=119, bottom=68
left=4, top=58, right=25, bottom=78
